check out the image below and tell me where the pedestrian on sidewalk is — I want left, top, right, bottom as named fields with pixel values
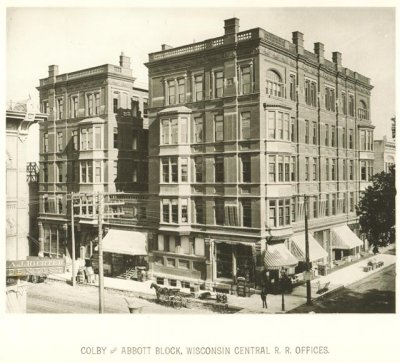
left=261, top=287, right=268, bottom=308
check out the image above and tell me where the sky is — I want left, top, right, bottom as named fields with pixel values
left=5, top=7, right=396, bottom=161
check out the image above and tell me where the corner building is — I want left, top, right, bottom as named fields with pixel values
left=36, top=54, right=149, bottom=261
left=145, top=19, right=373, bottom=290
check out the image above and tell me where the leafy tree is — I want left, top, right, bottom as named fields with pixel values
left=356, top=165, right=396, bottom=247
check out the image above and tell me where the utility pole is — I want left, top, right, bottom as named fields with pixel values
left=71, top=192, right=76, bottom=287
left=97, top=192, right=105, bottom=314
left=304, top=194, right=312, bottom=306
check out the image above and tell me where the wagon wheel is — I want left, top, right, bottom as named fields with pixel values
left=172, top=295, right=183, bottom=309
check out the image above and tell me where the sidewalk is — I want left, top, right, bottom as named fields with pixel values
left=48, top=247, right=396, bottom=314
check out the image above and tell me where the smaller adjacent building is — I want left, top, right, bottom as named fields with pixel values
left=373, top=136, right=395, bottom=173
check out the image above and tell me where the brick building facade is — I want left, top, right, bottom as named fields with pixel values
left=145, top=18, right=374, bottom=290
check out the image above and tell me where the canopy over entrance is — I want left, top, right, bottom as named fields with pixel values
left=291, top=233, right=328, bottom=262
left=264, top=243, right=298, bottom=270
left=102, top=229, right=147, bottom=256
left=331, top=225, right=363, bottom=250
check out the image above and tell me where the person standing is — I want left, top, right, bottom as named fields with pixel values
left=261, top=287, right=267, bottom=308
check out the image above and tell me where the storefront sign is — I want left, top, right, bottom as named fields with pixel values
left=6, top=258, right=65, bottom=277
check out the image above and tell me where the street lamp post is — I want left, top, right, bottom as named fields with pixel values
left=280, top=268, right=286, bottom=311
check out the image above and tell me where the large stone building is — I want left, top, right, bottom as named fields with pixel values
left=36, top=54, right=149, bottom=265
left=6, top=98, right=47, bottom=312
left=373, top=136, right=395, bottom=173
left=145, top=18, right=374, bottom=290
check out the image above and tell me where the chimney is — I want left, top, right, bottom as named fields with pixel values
left=314, top=42, right=325, bottom=60
left=332, top=51, right=342, bottom=66
left=119, top=52, right=131, bottom=69
left=48, top=65, right=59, bottom=78
left=292, top=31, right=304, bottom=55
left=224, top=18, right=239, bottom=43
left=161, top=44, right=173, bottom=51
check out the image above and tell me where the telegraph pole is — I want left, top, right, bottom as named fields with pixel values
left=304, top=194, right=312, bottom=305
left=97, top=192, right=105, bottom=314
left=70, top=192, right=76, bottom=287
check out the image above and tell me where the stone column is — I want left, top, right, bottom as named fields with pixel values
left=38, top=222, right=44, bottom=257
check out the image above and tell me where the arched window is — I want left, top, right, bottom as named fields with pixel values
left=358, top=100, right=368, bottom=120
left=266, top=70, right=284, bottom=97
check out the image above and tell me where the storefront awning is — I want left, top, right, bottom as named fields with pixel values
left=331, top=225, right=363, bottom=250
left=291, top=234, right=328, bottom=262
left=264, top=243, right=298, bottom=270
left=102, top=229, right=147, bottom=256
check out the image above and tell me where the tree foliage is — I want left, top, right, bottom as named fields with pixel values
left=356, top=165, right=396, bottom=247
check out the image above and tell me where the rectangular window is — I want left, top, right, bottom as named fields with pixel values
left=289, top=74, right=296, bottom=101
left=81, top=162, right=87, bottom=183
left=241, top=66, right=251, bottom=94
left=43, top=196, right=49, bottom=213
left=269, top=155, right=276, bottom=182
left=277, top=112, right=284, bottom=140
left=178, top=78, right=185, bottom=103
left=195, top=199, right=204, bottom=224
left=214, top=71, right=224, bottom=98
left=42, top=100, right=49, bottom=114
left=349, top=160, right=354, bottom=180
left=312, top=158, right=317, bottom=181
left=305, top=157, right=309, bottom=181
left=171, top=158, right=178, bottom=183
left=113, top=161, right=117, bottom=182
left=43, top=133, right=49, bottom=153
left=285, top=199, right=290, bottom=225
left=278, top=156, right=284, bottom=182
left=332, top=194, right=336, bottom=216
left=284, top=156, right=290, bottom=182
left=180, top=118, right=188, bottom=143
left=361, top=161, right=367, bottom=181
left=57, top=132, right=63, bottom=152
left=57, top=163, right=63, bottom=183
left=131, top=99, right=139, bottom=117
left=325, top=124, right=329, bottom=147
left=305, top=120, right=309, bottom=144
left=343, top=159, right=346, bottom=180
left=242, top=199, right=252, bottom=227
left=181, top=199, right=188, bottom=223
left=168, top=80, right=175, bottom=104
left=72, top=130, right=78, bottom=151
left=194, top=117, right=203, bottom=143
left=215, top=156, right=224, bottom=183
left=360, top=130, right=366, bottom=151
left=171, top=200, right=178, bottom=223
left=310, top=82, right=317, bottom=106
left=87, top=128, right=93, bottom=150
left=326, top=195, right=330, bottom=216
left=349, top=129, right=354, bottom=149
left=291, top=156, right=296, bottom=181
left=132, top=134, right=137, bottom=150
left=348, top=94, right=355, bottom=117
left=241, top=112, right=251, bottom=140
left=331, top=125, right=336, bottom=147
left=58, top=196, right=63, bottom=214
left=95, top=127, right=101, bottom=149
left=162, top=158, right=169, bottom=183
left=313, top=197, right=318, bottom=218
left=71, top=97, right=78, bottom=118
left=171, top=118, right=178, bottom=144
left=95, top=93, right=100, bottom=115
left=87, top=94, right=94, bottom=116
left=57, top=98, right=63, bottom=119
left=215, top=115, right=224, bottom=141
left=291, top=198, right=296, bottom=222
left=95, top=161, right=101, bottom=183
left=290, top=117, right=295, bottom=142
left=278, top=200, right=284, bottom=226
left=161, top=120, right=169, bottom=145
left=312, top=121, right=317, bottom=145
left=225, top=202, right=238, bottom=226
left=326, top=159, right=330, bottom=181
left=195, top=157, right=203, bottom=183
left=43, top=163, right=48, bottom=183
left=215, top=199, right=224, bottom=225
left=88, top=162, right=93, bottom=183
left=113, top=127, right=118, bottom=149
left=242, top=155, right=251, bottom=183
left=332, top=159, right=336, bottom=180
left=350, top=192, right=355, bottom=212
left=113, top=93, right=119, bottom=113
left=162, top=201, right=169, bottom=223
left=143, top=100, right=148, bottom=118
left=269, top=200, right=276, bottom=227
left=342, top=128, right=346, bottom=149
left=268, top=111, right=276, bottom=139
left=341, top=92, right=346, bottom=114
left=284, top=113, right=290, bottom=141
left=305, top=80, right=310, bottom=105
left=181, top=158, right=188, bottom=182
left=80, top=128, right=87, bottom=150
left=194, top=75, right=203, bottom=101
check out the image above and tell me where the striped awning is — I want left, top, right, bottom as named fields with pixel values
left=264, top=243, right=298, bottom=270
left=291, top=234, right=328, bottom=262
left=102, top=229, right=147, bottom=256
left=331, top=225, right=363, bottom=250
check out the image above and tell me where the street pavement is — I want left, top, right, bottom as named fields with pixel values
left=46, top=245, right=396, bottom=314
